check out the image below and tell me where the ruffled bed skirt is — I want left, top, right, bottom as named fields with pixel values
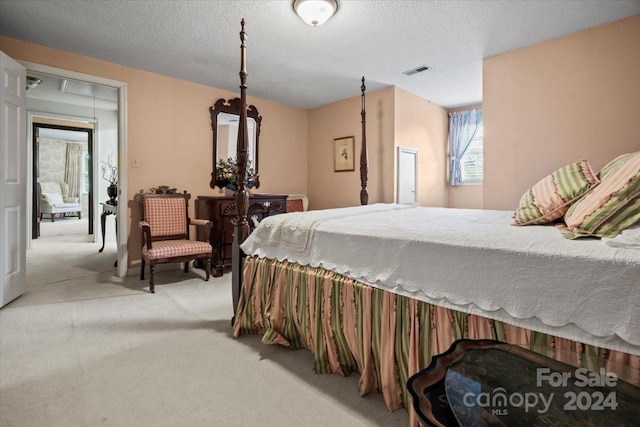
left=232, top=256, right=639, bottom=425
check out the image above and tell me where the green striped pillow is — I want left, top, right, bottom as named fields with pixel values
left=514, top=160, right=599, bottom=226
left=599, top=152, right=636, bottom=180
left=561, top=151, right=640, bottom=239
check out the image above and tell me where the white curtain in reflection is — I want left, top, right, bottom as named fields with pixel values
left=64, top=143, right=83, bottom=198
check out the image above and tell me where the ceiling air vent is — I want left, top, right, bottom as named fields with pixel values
left=403, top=65, right=430, bottom=76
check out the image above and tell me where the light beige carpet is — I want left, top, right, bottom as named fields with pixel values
left=1, top=232, right=409, bottom=427
left=39, top=216, right=90, bottom=238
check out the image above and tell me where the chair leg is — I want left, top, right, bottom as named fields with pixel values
left=184, top=261, right=189, bottom=273
left=140, top=258, right=146, bottom=280
left=150, top=264, right=156, bottom=293
left=51, top=214, right=55, bottom=222
left=205, top=258, right=210, bottom=281
left=78, top=212, right=82, bottom=220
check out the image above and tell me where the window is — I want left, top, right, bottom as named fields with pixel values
left=460, top=124, right=483, bottom=184
left=448, top=108, right=483, bottom=186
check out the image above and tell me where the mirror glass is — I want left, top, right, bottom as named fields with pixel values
left=216, top=112, right=257, bottom=163
left=209, top=98, right=261, bottom=190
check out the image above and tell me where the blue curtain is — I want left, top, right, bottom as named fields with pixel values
left=448, top=108, right=482, bottom=185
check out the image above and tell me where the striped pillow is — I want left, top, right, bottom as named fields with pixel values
left=561, top=151, right=640, bottom=239
left=514, top=160, right=599, bottom=226
left=599, top=152, right=636, bottom=180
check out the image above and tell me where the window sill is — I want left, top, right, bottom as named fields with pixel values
left=451, top=182, right=483, bottom=187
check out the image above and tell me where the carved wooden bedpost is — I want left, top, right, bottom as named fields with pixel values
left=232, top=19, right=250, bottom=320
left=235, top=19, right=250, bottom=243
left=360, top=76, right=369, bottom=205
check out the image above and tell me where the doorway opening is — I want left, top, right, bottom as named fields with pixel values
left=23, top=63, right=128, bottom=278
left=32, top=122, right=94, bottom=239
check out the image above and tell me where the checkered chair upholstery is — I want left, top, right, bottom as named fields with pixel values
left=136, top=190, right=213, bottom=293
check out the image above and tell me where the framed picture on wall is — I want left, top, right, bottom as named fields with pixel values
left=333, top=136, right=355, bottom=172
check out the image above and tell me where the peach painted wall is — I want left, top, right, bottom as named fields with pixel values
left=394, top=88, right=448, bottom=207
left=307, top=86, right=448, bottom=210
left=446, top=104, right=483, bottom=209
left=307, top=86, right=396, bottom=210
left=0, top=36, right=308, bottom=268
left=483, top=15, right=640, bottom=210
left=448, top=186, right=483, bottom=209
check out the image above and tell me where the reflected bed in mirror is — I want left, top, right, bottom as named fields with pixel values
left=209, top=98, right=261, bottom=190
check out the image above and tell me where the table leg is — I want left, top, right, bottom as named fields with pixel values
left=99, top=211, right=107, bottom=252
left=113, top=217, right=118, bottom=267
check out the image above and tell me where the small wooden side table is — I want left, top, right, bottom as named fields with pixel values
left=99, top=202, right=117, bottom=254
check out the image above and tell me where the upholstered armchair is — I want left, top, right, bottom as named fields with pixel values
left=39, top=182, right=82, bottom=222
left=135, top=189, right=213, bottom=293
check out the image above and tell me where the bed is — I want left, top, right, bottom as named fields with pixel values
left=226, top=20, right=640, bottom=426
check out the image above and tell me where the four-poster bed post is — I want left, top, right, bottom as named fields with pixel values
left=230, top=19, right=369, bottom=317
left=231, top=19, right=250, bottom=317
left=234, top=19, right=250, bottom=245
left=360, top=76, right=368, bottom=205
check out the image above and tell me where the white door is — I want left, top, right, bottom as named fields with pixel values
left=0, top=51, right=27, bottom=307
left=397, top=147, right=418, bottom=204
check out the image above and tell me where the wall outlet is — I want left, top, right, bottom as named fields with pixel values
left=132, top=156, right=140, bottom=167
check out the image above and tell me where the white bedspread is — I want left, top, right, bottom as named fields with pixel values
left=241, top=204, right=640, bottom=355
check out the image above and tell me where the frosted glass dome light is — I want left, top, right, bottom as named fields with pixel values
left=293, top=0, right=338, bottom=27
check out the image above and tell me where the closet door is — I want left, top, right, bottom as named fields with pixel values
left=397, top=147, right=418, bottom=205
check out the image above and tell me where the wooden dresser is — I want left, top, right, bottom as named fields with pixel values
left=195, top=194, right=287, bottom=276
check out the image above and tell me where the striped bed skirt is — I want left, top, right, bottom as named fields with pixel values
left=232, top=256, right=639, bottom=426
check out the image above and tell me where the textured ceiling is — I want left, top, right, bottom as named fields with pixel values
left=1, top=1, right=639, bottom=109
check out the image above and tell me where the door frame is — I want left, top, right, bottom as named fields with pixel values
left=31, top=122, right=94, bottom=237
left=21, top=61, right=128, bottom=278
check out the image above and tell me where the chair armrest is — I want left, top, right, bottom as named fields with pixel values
left=190, top=219, right=211, bottom=227
left=189, top=218, right=212, bottom=242
left=138, top=221, right=152, bottom=249
left=40, top=197, right=53, bottom=208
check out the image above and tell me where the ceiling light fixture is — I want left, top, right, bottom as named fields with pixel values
left=26, top=76, right=42, bottom=90
left=293, top=0, right=338, bottom=27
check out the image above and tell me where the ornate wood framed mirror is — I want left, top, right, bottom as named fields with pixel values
left=209, top=98, right=262, bottom=190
